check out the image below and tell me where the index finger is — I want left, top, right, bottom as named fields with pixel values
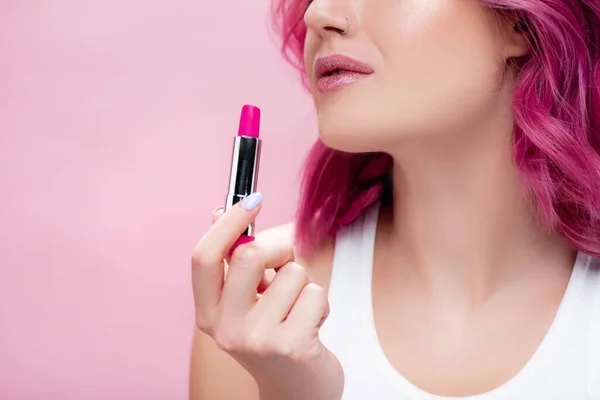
left=191, top=192, right=263, bottom=314
left=194, top=192, right=263, bottom=266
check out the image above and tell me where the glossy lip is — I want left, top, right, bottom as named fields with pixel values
left=314, top=54, right=374, bottom=79
left=314, top=54, right=374, bottom=93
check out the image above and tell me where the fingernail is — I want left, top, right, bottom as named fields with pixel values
left=212, top=206, right=224, bottom=215
left=241, top=192, right=263, bottom=211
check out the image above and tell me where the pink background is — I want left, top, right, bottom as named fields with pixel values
left=0, top=1, right=315, bottom=398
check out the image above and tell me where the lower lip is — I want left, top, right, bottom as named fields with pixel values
left=317, top=72, right=371, bottom=93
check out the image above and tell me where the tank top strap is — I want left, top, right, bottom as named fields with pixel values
left=319, top=202, right=380, bottom=352
left=586, top=256, right=600, bottom=398
left=328, top=201, right=380, bottom=303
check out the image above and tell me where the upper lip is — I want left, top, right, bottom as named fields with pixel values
left=314, top=55, right=374, bottom=80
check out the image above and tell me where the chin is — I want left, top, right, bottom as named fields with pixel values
left=316, top=107, right=428, bottom=154
left=317, top=117, right=381, bottom=153
left=316, top=97, right=491, bottom=154
left=314, top=99, right=388, bottom=152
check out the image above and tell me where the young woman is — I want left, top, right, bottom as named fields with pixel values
left=190, top=0, right=600, bottom=398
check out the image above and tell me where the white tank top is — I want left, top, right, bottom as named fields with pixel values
left=319, top=202, right=600, bottom=399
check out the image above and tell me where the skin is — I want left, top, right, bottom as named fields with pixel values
left=191, top=0, right=578, bottom=398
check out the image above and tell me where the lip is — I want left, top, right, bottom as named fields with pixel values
left=314, top=54, right=374, bottom=93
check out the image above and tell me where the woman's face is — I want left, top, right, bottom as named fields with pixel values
left=303, top=0, right=527, bottom=153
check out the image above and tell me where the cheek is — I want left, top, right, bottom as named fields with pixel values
left=368, top=0, right=498, bottom=63
left=367, top=0, right=504, bottom=131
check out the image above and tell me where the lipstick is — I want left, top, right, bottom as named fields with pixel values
left=226, top=105, right=262, bottom=250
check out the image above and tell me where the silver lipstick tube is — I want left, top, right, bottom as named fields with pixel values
left=225, top=135, right=261, bottom=236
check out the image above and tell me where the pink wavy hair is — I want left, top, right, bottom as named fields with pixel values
left=270, top=0, right=600, bottom=257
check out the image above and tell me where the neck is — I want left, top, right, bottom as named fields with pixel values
left=379, top=92, right=575, bottom=304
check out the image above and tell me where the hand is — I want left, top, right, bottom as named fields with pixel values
left=191, top=193, right=344, bottom=400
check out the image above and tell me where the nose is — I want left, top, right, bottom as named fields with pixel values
left=304, top=1, right=353, bottom=38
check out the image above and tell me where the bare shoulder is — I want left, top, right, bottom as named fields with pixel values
left=255, top=222, right=336, bottom=291
left=255, top=221, right=295, bottom=240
